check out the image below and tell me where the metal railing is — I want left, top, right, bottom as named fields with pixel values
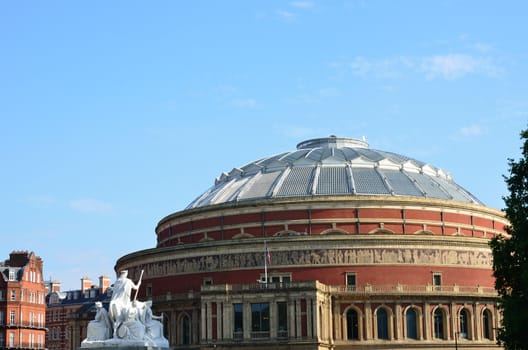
left=2, top=321, right=46, bottom=329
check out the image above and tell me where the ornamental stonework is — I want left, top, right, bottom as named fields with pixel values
left=126, top=246, right=492, bottom=280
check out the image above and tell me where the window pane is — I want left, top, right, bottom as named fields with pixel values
left=346, top=274, right=356, bottom=287
left=406, top=309, right=418, bottom=339
left=277, top=302, right=288, bottom=338
left=251, top=303, right=270, bottom=333
left=377, top=308, right=389, bottom=340
left=483, top=310, right=492, bottom=340
left=233, top=304, right=243, bottom=334
left=460, top=309, right=469, bottom=339
left=434, top=309, right=444, bottom=339
left=346, top=309, right=359, bottom=340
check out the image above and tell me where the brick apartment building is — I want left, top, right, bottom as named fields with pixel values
left=46, top=276, right=111, bottom=350
left=0, top=251, right=47, bottom=349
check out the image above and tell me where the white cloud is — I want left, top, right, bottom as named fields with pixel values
left=336, top=53, right=501, bottom=80
left=318, top=87, right=340, bottom=97
left=277, top=10, right=297, bottom=20
left=419, top=54, right=498, bottom=80
left=348, top=56, right=403, bottom=79
left=70, top=198, right=113, bottom=214
left=230, top=98, right=257, bottom=108
left=290, top=1, right=314, bottom=9
left=459, top=124, right=484, bottom=137
left=25, top=195, right=57, bottom=208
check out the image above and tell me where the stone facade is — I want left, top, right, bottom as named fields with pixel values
left=116, top=196, right=507, bottom=350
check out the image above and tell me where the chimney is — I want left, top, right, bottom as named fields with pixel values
left=99, top=275, right=111, bottom=294
left=8, top=250, right=31, bottom=267
left=50, top=280, right=61, bottom=293
left=81, top=277, right=92, bottom=293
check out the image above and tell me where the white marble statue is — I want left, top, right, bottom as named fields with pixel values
left=135, top=300, right=169, bottom=347
left=109, top=270, right=141, bottom=336
left=85, top=302, right=112, bottom=341
left=81, top=270, right=169, bottom=348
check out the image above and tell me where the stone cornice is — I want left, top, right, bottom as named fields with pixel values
left=156, top=195, right=506, bottom=234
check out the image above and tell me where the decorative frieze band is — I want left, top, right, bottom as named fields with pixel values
left=125, top=246, right=492, bottom=280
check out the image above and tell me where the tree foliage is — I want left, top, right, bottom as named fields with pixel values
left=490, top=128, right=528, bottom=349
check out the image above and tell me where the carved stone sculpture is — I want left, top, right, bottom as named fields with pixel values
left=80, top=270, right=169, bottom=349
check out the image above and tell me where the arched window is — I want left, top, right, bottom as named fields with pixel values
left=180, top=314, right=191, bottom=345
left=346, top=309, right=359, bottom=340
left=377, top=308, right=389, bottom=340
left=433, top=308, right=445, bottom=339
left=459, top=308, right=470, bottom=339
left=406, top=308, right=418, bottom=339
left=482, top=309, right=493, bottom=340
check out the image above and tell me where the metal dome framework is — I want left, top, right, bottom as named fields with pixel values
left=187, top=136, right=481, bottom=209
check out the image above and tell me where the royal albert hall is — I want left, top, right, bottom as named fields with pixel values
left=116, top=136, right=507, bottom=350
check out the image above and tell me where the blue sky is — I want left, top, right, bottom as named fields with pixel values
left=1, top=1, right=527, bottom=290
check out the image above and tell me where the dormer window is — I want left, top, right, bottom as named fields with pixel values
left=8, top=269, right=15, bottom=281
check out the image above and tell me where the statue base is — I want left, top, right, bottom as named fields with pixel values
left=79, top=345, right=170, bottom=350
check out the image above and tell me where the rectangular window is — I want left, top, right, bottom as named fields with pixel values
left=0, top=311, right=3, bottom=325
left=146, top=286, right=152, bottom=298
left=264, top=273, right=292, bottom=284
left=251, top=303, right=270, bottom=337
left=9, top=332, right=15, bottom=347
left=277, top=302, right=288, bottom=338
left=9, top=269, right=15, bottom=281
left=433, top=273, right=442, bottom=290
left=203, top=277, right=213, bottom=285
left=0, top=290, right=3, bottom=300
left=233, top=303, right=243, bottom=339
left=10, top=311, right=16, bottom=325
left=0, top=332, right=4, bottom=347
left=346, top=273, right=357, bottom=289
left=10, top=290, right=16, bottom=301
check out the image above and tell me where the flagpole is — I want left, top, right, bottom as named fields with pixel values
left=264, top=241, right=268, bottom=284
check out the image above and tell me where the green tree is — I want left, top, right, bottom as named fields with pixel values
left=490, top=128, right=528, bottom=349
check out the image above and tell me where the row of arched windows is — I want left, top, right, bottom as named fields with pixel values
left=346, top=305, right=494, bottom=341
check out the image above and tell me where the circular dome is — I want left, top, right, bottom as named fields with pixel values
left=186, top=136, right=481, bottom=209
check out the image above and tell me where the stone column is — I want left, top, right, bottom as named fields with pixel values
left=333, top=301, right=341, bottom=340
left=243, top=302, right=251, bottom=339
left=473, top=302, right=481, bottom=341
left=200, top=301, right=207, bottom=342
left=270, top=301, right=277, bottom=339
left=207, top=302, right=213, bottom=341
left=423, top=303, right=430, bottom=340
left=395, top=303, right=402, bottom=340
left=296, top=299, right=302, bottom=339
left=193, top=307, right=200, bottom=344
left=289, top=299, right=296, bottom=338
left=364, top=302, right=372, bottom=340
left=223, top=301, right=232, bottom=339
left=216, top=302, right=223, bottom=341
left=450, top=302, right=457, bottom=341
left=306, top=298, right=313, bottom=338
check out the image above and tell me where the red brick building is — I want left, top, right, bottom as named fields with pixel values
left=0, top=251, right=47, bottom=349
left=116, top=136, right=508, bottom=350
left=45, top=276, right=110, bottom=350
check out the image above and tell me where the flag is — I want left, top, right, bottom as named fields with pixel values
left=265, top=241, right=271, bottom=266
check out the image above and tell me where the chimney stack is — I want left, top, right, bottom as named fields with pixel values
left=81, top=277, right=92, bottom=292
left=51, top=280, right=61, bottom=293
left=99, top=275, right=110, bottom=294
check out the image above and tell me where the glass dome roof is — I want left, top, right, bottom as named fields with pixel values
left=186, top=136, right=481, bottom=209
